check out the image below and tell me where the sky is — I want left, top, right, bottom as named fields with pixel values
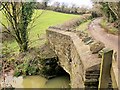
left=37, top=0, right=93, bottom=8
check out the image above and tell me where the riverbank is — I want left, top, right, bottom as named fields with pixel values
left=1, top=43, right=71, bottom=89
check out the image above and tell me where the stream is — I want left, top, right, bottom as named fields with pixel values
left=0, top=75, right=70, bottom=88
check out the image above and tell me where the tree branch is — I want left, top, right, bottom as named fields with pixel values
left=108, top=3, right=119, bottom=19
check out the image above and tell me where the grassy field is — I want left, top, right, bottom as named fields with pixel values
left=2, top=9, right=80, bottom=52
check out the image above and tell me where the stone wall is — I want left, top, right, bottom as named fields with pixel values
left=46, top=28, right=101, bottom=88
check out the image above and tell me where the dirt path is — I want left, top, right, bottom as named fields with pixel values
left=88, top=18, right=120, bottom=63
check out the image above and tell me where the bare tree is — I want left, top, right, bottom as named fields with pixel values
left=42, top=0, right=50, bottom=9
left=0, top=2, right=36, bottom=52
left=61, top=2, right=65, bottom=12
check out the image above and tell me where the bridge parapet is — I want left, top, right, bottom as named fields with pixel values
left=46, top=28, right=101, bottom=88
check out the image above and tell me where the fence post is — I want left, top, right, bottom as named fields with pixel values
left=111, top=66, right=118, bottom=89
left=98, top=48, right=113, bottom=89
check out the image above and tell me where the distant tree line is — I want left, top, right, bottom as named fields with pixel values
left=35, top=2, right=90, bottom=15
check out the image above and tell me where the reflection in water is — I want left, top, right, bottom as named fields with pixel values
left=22, top=76, right=47, bottom=88
left=43, top=76, right=70, bottom=88
left=0, top=75, right=70, bottom=88
left=22, top=75, right=70, bottom=88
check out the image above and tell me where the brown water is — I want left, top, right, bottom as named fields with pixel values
left=0, top=75, right=70, bottom=88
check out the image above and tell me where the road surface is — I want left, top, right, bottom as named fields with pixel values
left=88, top=18, right=120, bottom=68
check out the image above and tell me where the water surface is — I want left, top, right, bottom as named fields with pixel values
left=1, top=75, right=70, bottom=88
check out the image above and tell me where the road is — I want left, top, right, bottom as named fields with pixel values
left=88, top=18, right=120, bottom=68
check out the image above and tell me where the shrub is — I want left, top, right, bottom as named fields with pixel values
left=14, top=56, right=42, bottom=77
left=100, top=19, right=119, bottom=35
left=58, top=14, right=91, bottom=29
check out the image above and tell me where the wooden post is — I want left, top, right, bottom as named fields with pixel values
left=98, top=48, right=113, bottom=89
left=111, top=67, right=118, bottom=89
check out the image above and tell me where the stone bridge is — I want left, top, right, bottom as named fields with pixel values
left=46, top=28, right=118, bottom=88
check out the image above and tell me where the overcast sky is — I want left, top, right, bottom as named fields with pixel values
left=37, top=0, right=93, bottom=8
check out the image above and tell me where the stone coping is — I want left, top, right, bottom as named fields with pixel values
left=47, top=28, right=101, bottom=70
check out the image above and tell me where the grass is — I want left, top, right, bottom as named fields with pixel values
left=2, top=9, right=80, bottom=52
left=76, top=20, right=91, bottom=33
left=100, top=19, right=118, bottom=35
left=29, top=10, right=79, bottom=47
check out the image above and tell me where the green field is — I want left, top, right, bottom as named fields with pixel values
left=2, top=10, right=80, bottom=52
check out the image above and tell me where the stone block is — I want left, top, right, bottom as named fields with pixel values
left=90, top=41, right=105, bottom=54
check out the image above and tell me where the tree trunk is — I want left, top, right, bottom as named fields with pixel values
left=19, top=42, right=28, bottom=52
